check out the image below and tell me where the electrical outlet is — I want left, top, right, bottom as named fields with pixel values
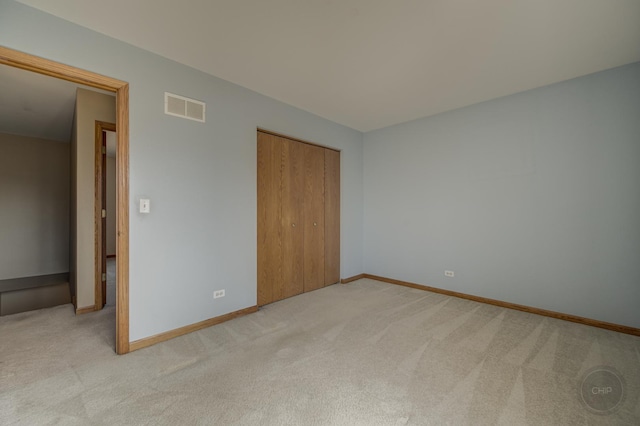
left=444, top=270, right=455, bottom=278
left=213, top=289, right=225, bottom=299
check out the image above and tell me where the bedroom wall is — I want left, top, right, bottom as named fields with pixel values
left=363, top=62, right=640, bottom=328
left=0, top=0, right=363, bottom=340
left=0, top=132, right=70, bottom=279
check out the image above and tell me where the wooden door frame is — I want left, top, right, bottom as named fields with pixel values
left=0, top=46, right=131, bottom=354
left=95, top=121, right=116, bottom=310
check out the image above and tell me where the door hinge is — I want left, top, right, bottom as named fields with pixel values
left=102, top=273, right=106, bottom=282
left=102, top=209, right=106, bottom=218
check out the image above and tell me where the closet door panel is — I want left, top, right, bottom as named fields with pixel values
left=324, top=149, right=340, bottom=286
left=257, top=132, right=283, bottom=305
left=303, top=144, right=325, bottom=292
left=281, top=138, right=304, bottom=298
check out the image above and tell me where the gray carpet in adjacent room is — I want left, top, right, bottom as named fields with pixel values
left=1, top=278, right=639, bottom=425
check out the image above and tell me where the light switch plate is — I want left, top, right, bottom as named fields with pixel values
left=139, top=199, right=150, bottom=213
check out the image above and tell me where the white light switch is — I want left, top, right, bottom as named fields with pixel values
left=139, top=199, right=150, bottom=213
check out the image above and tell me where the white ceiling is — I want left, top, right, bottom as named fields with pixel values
left=16, top=0, right=640, bottom=132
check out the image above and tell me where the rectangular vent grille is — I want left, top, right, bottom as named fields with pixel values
left=164, top=92, right=205, bottom=123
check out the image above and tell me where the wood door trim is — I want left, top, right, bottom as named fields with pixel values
left=359, top=274, right=640, bottom=337
left=0, top=47, right=127, bottom=90
left=95, top=121, right=116, bottom=310
left=257, top=128, right=340, bottom=153
left=0, top=46, right=131, bottom=354
left=116, top=84, right=130, bottom=355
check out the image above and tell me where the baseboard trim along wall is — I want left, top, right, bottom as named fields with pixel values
left=76, top=305, right=100, bottom=315
left=340, top=273, right=640, bottom=337
left=340, top=274, right=365, bottom=284
left=129, top=305, right=259, bottom=352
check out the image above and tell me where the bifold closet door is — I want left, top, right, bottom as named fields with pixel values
left=257, top=132, right=283, bottom=306
left=303, top=143, right=325, bottom=292
left=258, top=130, right=340, bottom=306
left=281, top=138, right=304, bottom=298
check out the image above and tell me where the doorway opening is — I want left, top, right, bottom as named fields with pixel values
left=0, top=46, right=131, bottom=354
left=95, top=122, right=117, bottom=309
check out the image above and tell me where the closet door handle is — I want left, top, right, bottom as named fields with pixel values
left=292, top=223, right=296, bottom=227
left=313, top=222, right=317, bottom=227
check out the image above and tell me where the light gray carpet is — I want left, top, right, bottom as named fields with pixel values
left=1, top=278, right=639, bottom=425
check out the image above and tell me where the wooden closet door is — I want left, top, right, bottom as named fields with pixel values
left=257, top=132, right=283, bottom=305
left=324, top=149, right=340, bottom=285
left=281, top=137, right=304, bottom=298
left=303, top=144, right=325, bottom=292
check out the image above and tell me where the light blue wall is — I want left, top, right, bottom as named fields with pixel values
left=0, top=0, right=364, bottom=340
left=364, top=62, right=640, bottom=328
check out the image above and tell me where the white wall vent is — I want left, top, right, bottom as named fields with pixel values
left=164, top=92, right=206, bottom=123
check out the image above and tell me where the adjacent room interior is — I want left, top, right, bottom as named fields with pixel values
left=0, top=63, right=117, bottom=326
left=1, top=0, right=639, bottom=423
